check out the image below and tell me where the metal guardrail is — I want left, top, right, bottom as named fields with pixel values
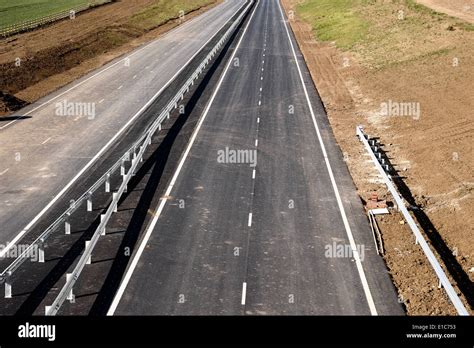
left=41, top=0, right=253, bottom=316
left=0, top=0, right=112, bottom=38
left=356, top=125, right=469, bottom=316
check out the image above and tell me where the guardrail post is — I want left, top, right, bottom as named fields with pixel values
left=113, top=193, right=118, bottom=213
left=65, top=218, right=71, bottom=235
left=100, top=214, right=106, bottom=235
left=87, top=192, right=93, bottom=212
left=121, top=159, right=126, bottom=176
left=85, top=241, right=92, bottom=265
left=4, top=271, right=12, bottom=299
left=105, top=173, right=110, bottom=193
left=122, top=174, right=128, bottom=193
left=38, top=239, right=45, bottom=263
left=66, top=274, right=75, bottom=303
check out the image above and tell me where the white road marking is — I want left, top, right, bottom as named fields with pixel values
left=107, top=0, right=257, bottom=316
left=277, top=0, right=378, bottom=316
left=257, top=117, right=260, bottom=123
left=241, top=282, right=247, bottom=305
left=252, top=169, right=256, bottom=179
left=248, top=213, right=253, bottom=227
left=0, top=3, right=247, bottom=259
left=41, top=137, right=52, bottom=145
left=117, top=85, right=123, bottom=90
left=260, top=87, right=262, bottom=92
left=255, top=139, right=258, bottom=147
left=0, top=168, right=9, bottom=176
left=133, top=75, right=137, bottom=79
left=98, top=99, right=105, bottom=104
left=258, top=100, right=261, bottom=106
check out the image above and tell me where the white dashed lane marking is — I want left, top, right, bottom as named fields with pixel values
left=241, top=282, right=247, bottom=305
left=41, top=137, right=52, bottom=145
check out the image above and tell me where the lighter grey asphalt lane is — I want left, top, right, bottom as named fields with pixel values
left=0, top=0, right=246, bottom=248
left=112, top=0, right=404, bottom=315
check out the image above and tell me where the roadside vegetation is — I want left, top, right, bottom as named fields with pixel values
left=296, top=0, right=473, bottom=69
left=129, top=0, right=216, bottom=30
left=0, top=0, right=100, bottom=27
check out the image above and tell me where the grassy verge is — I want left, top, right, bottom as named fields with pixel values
left=296, top=0, right=369, bottom=49
left=0, top=0, right=96, bottom=27
left=129, top=0, right=216, bottom=30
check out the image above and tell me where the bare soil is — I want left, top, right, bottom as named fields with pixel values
left=282, top=0, right=473, bottom=315
left=416, top=0, right=474, bottom=23
left=0, top=0, right=219, bottom=115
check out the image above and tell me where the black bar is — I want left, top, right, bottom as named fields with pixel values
left=0, top=316, right=472, bottom=346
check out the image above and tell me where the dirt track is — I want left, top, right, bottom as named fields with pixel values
left=282, top=0, right=473, bottom=315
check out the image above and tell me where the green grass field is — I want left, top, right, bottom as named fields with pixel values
left=0, top=0, right=94, bottom=28
left=129, top=0, right=215, bottom=30
left=296, top=0, right=369, bottom=49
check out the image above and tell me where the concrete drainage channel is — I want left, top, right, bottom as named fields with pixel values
left=357, top=126, right=469, bottom=316
left=0, top=0, right=255, bottom=316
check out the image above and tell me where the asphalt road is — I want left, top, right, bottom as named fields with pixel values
left=110, top=0, right=404, bottom=315
left=0, top=0, right=246, bottom=249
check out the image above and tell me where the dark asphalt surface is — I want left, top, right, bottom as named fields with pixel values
left=111, top=0, right=404, bottom=315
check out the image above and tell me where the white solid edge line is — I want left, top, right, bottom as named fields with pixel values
left=0, top=1, right=248, bottom=259
left=241, top=282, right=247, bottom=305
left=0, top=0, right=243, bottom=130
left=107, top=0, right=258, bottom=316
left=276, top=0, right=378, bottom=316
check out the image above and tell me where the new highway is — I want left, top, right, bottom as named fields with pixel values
left=107, top=0, right=403, bottom=315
